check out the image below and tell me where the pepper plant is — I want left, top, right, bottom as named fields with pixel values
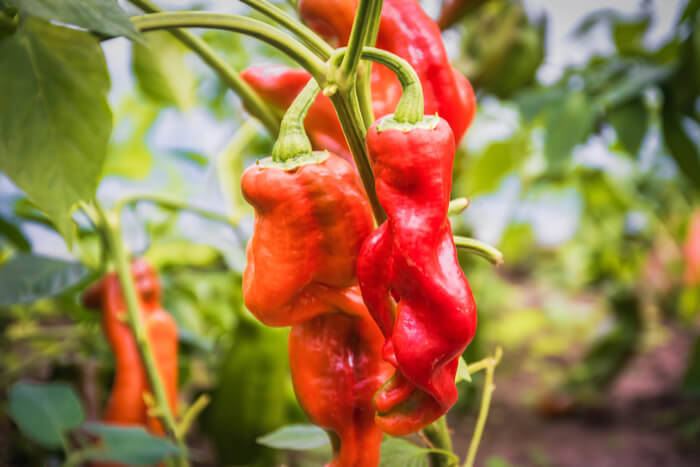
left=0, top=0, right=504, bottom=466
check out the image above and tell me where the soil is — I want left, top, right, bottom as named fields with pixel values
left=450, top=330, right=700, bottom=467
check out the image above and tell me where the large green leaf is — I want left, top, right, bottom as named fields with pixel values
left=133, top=31, right=197, bottom=111
left=607, top=98, right=648, bottom=156
left=104, top=96, right=157, bottom=179
left=8, top=381, right=84, bottom=448
left=0, top=214, right=31, bottom=251
left=544, top=91, right=597, bottom=166
left=83, top=423, right=180, bottom=465
left=0, top=17, right=112, bottom=245
left=0, top=253, right=89, bottom=306
left=257, top=424, right=329, bottom=451
left=7, top=0, right=140, bottom=41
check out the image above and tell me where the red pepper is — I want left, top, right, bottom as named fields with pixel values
left=82, top=259, right=178, bottom=464
left=357, top=116, right=477, bottom=435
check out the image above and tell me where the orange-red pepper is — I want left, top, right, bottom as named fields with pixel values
left=241, top=151, right=392, bottom=466
left=83, top=259, right=178, bottom=446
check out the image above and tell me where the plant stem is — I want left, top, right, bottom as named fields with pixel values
left=115, top=193, right=237, bottom=227
left=330, top=90, right=386, bottom=223
left=423, top=416, right=458, bottom=467
left=238, top=0, right=332, bottom=59
left=272, top=78, right=320, bottom=161
left=93, top=201, right=189, bottom=467
left=447, top=197, right=470, bottom=216
left=356, top=0, right=383, bottom=127
left=337, top=0, right=374, bottom=89
left=464, top=347, right=502, bottom=467
left=453, top=235, right=504, bottom=265
left=127, top=0, right=279, bottom=136
left=130, top=12, right=328, bottom=82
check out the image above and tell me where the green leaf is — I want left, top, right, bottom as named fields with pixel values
left=662, top=107, right=700, bottom=191
left=544, top=91, right=597, bottom=166
left=463, top=132, right=531, bottom=196
left=8, top=381, right=84, bottom=448
left=682, top=336, right=700, bottom=397
left=133, top=31, right=197, bottom=111
left=0, top=215, right=30, bottom=251
left=257, top=424, right=329, bottom=451
left=607, top=98, right=648, bottom=156
left=612, top=14, right=650, bottom=55
left=0, top=17, right=112, bottom=245
left=456, top=356, right=472, bottom=383
left=7, top=0, right=140, bottom=41
left=216, top=122, right=259, bottom=221
left=600, top=64, right=674, bottom=108
left=83, top=423, right=180, bottom=464
left=515, top=87, right=566, bottom=123
left=104, top=96, right=157, bottom=179
left=0, top=253, right=89, bottom=306
left=379, top=437, right=451, bottom=467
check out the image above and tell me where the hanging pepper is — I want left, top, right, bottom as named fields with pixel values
left=353, top=51, right=477, bottom=436
left=241, top=0, right=475, bottom=162
left=241, top=80, right=392, bottom=466
left=82, top=259, right=178, bottom=440
left=684, top=209, right=700, bottom=286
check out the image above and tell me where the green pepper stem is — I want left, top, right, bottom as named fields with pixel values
left=93, top=200, right=189, bottom=467
left=453, top=235, right=504, bottom=265
left=464, top=347, right=503, bottom=467
left=356, top=0, right=384, bottom=127
left=423, top=416, right=458, bottom=467
left=130, top=12, right=328, bottom=83
left=271, top=78, right=321, bottom=162
left=238, top=0, right=332, bottom=59
left=126, top=0, right=280, bottom=136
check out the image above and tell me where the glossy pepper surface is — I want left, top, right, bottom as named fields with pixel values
left=357, top=116, right=477, bottom=436
left=82, top=259, right=178, bottom=463
left=241, top=151, right=392, bottom=466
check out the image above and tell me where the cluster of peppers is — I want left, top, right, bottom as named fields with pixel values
left=82, top=0, right=478, bottom=465
left=241, top=0, right=478, bottom=464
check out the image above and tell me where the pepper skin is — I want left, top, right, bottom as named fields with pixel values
left=357, top=117, right=477, bottom=435
left=289, top=286, right=391, bottom=467
left=82, top=259, right=178, bottom=443
left=241, top=152, right=392, bottom=466
left=684, top=209, right=700, bottom=286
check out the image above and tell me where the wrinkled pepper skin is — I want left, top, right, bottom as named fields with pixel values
left=241, top=152, right=392, bottom=466
left=289, top=286, right=391, bottom=467
left=684, top=209, right=700, bottom=286
left=357, top=118, right=477, bottom=435
left=82, top=259, right=178, bottom=441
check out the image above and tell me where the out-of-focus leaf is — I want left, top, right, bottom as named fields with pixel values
left=499, top=222, right=536, bottom=265
left=544, top=91, right=596, bottom=166
left=257, top=424, right=329, bottom=451
left=0, top=215, right=30, bottom=251
left=571, top=8, right=618, bottom=37
left=217, top=122, right=260, bottom=222
left=463, top=132, right=531, bottom=196
left=662, top=107, right=700, bottom=191
left=0, top=17, right=112, bottom=245
left=515, top=87, right=566, bottom=123
left=599, top=64, right=674, bottom=108
left=682, top=336, right=700, bottom=397
left=0, top=253, right=89, bottom=305
left=83, top=423, right=180, bottom=464
left=607, top=98, right=648, bottom=156
left=133, top=31, right=197, bottom=111
left=612, top=13, right=650, bottom=55
left=8, top=381, right=84, bottom=448
left=6, top=0, right=140, bottom=41
left=145, top=241, right=221, bottom=269
left=104, top=97, right=158, bottom=179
